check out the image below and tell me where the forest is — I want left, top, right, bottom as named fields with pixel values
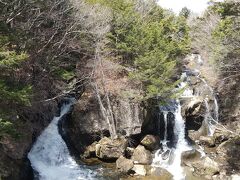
left=0, top=0, right=239, bottom=180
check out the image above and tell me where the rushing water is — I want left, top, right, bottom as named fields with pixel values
left=153, top=102, right=191, bottom=180
left=153, top=54, right=219, bottom=180
left=28, top=99, right=96, bottom=180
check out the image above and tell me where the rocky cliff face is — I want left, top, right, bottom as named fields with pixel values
left=65, top=59, right=148, bottom=152
left=217, top=78, right=240, bottom=133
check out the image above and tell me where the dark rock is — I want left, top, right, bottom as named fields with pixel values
left=140, top=135, right=160, bottom=151
left=132, top=145, right=152, bottom=165
left=125, top=147, right=134, bottom=158
left=161, top=149, right=171, bottom=160
left=187, top=120, right=209, bottom=142
left=95, top=137, right=127, bottom=160
left=116, top=156, right=134, bottom=173
left=71, top=92, right=144, bottom=137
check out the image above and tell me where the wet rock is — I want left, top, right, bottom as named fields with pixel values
left=192, top=157, right=220, bottom=178
left=132, top=145, right=152, bottom=165
left=161, top=149, right=171, bottom=160
left=82, top=141, right=98, bottom=159
left=132, top=165, right=147, bottom=176
left=140, top=135, right=160, bottom=151
left=149, top=167, right=173, bottom=179
left=185, top=97, right=205, bottom=117
left=199, top=136, right=215, bottom=147
left=183, top=97, right=206, bottom=134
left=181, top=149, right=201, bottom=166
left=95, top=137, right=127, bottom=160
left=116, top=156, right=134, bottom=173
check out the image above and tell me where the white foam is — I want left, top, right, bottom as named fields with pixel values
left=28, top=100, right=96, bottom=180
left=153, top=103, right=191, bottom=180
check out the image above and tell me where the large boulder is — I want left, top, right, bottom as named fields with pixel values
left=181, top=150, right=220, bottom=179
left=149, top=167, right=173, bottom=180
left=82, top=141, right=98, bottom=159
left=140, top=135, right=160, bottom=151
left=116, top=156, right=134, bottom=173
left=181, top=149, right=202, bottom=166
left=191, top=157, right=220, bottom=178
left=132, top=145, right=152, bottom=165
left=130, top=165, right=173, bottom=179
left=185, top=97, right=205, bottom=117
left=95, top=137, right=127, bottom=160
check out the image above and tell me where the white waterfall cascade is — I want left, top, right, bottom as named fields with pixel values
left=152, top=102, right=191, bottom=180
left=198, top=77, right=219, bottom=135
left=28, top=100, right=96, bottom=180
left=153, top=54, right=220, bottom=180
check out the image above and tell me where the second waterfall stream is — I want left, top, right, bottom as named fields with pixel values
left=28, top=99, right=96, bottom=180
left=152, top=54, right=219, bottom=180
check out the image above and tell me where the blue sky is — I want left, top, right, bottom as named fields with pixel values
left=157, top=0, right=223, bottom=14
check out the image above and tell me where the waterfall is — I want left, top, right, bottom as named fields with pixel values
left=163, top=111, right=168, bottom=143
left=28, top=99, right=96, bottom=180
left=198, top=77, right=219, bottom=134
left=152, top=54, right=220, bottom=179
left=153, top=102, right=191, bottom=180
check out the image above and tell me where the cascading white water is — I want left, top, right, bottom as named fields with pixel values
left=197, top=77, right=219, bottom=134
left=153, top=54, right=220, bottom=180
left=28, top=99, right=96, bottom=180
left=163, top=111, right=168, bottom=142
left=153, top=101, right=191, bottom=180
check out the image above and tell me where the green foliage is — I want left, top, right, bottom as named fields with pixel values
left=179, top=7, right=191, bottom=18
left=0, top=34, right=31, bottom=105
left=211, top=1, right=240, bottom=18
left=0, top=49, right=28, bottom=67
left=212, top=17, right=234, bottom=39
left=0, top=81, right=32, bottom=106
left=94, top=0, right=190, bottom=101
left=0, top=118, right=19, bottom=139
left=0, top=22, right=31, bottom=137
left=54, top=69, right=75, bottom=81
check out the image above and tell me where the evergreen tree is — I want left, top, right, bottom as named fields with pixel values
left=94, top=0, right=190, bottom=101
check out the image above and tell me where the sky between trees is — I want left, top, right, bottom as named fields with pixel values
left=157, top=0, right=224, bottom=14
